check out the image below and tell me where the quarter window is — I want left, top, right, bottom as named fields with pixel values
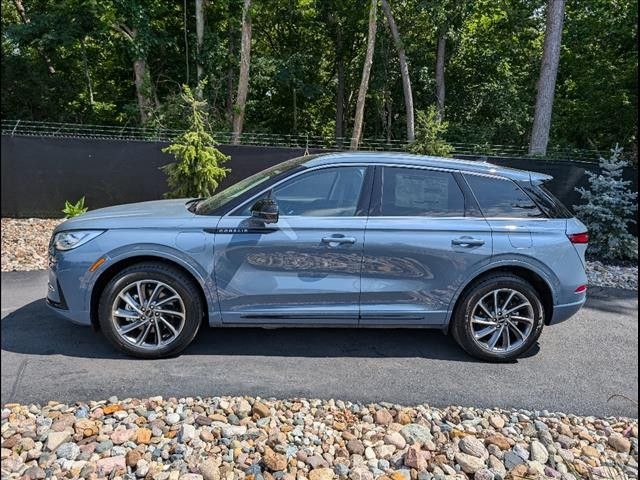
left=464, top=174, right=544, bottom=218
left=379, top=167, right=465, bottom=217
left=236, top=166, right=366, bottom=217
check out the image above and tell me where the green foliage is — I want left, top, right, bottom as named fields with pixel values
left=409, top=106, right=454, bottom=157
left=161, top=84, right=230, bottom=199
left=62, top=197, right=88, bottom=218
left=574, top=145, right=638, bottom=260
left=0, top=0, right=637, bottom=154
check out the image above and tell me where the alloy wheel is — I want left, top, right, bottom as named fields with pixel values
left=111, top=280, right=186, bottom=350
left=469, top=288, right=535, bottom=354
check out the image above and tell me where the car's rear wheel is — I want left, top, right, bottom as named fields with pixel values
left=451, top=274, right=544, bottom=362
left=98, top=262, right=203, bottom=358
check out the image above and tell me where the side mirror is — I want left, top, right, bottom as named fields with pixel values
left=250, top=198, right=279, bottom=223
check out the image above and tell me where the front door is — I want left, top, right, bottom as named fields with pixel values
left=214, top=164, right=371, bottom=325
left=360, top=166, right=493, bottom=326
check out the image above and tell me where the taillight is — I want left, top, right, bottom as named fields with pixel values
left=568, top=232, right=589, bottom=244
left=575, top=284, right=588, bottom=294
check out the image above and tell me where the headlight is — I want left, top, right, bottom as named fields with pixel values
left=53, top=230, right=105, bottom=251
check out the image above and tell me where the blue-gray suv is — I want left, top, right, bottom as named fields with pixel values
left=47, top=153, right=589, bottom=361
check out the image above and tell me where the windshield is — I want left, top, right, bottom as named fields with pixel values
left=194, top=155, right=315, bottom=215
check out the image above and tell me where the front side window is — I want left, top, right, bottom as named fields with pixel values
left=464, top=174, right=544, bottom=218
left=236, top=166, right=367, bottom=217
left=379, top=167, right=465, bottom=217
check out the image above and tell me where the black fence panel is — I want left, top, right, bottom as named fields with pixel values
left=2, top=136, right=637, bottom=234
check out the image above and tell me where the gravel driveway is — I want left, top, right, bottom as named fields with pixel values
left=1, top=271, right=637, bottom=419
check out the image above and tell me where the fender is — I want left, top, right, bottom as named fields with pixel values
left=443, top=253, right=560, bottom=327
left=84, top=242, right=222, bottom=326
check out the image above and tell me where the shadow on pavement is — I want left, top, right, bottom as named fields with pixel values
left=1, top=299, right=540, bottom=362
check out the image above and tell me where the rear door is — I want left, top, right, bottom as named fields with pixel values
left=360, top=166, right=493, bottom=326
left=213, top=164, right=372, bottom=325
left=462, top=173, right=548, bottom=253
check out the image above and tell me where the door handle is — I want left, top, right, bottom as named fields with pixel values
left=451, top=236, right=485, bottom=247
left=322, top=236, right=357, bottom=245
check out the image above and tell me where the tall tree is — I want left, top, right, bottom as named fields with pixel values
left=435, top=31, right=446, bottom=121
left=232, top=0, right=252, bottom=144
left=12, top=0, right=55, bottom=74
left=380, top=0, right=414, bottom=142
left=351, top=0, right=377, bottom=150
left=529, top=0, right=566, bottom=155
left=195, top=0, right=204, bottom=84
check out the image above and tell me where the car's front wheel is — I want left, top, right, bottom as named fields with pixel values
left=451, top=274, right=545, bottom=362
left=98, top=262, right=203, bottom=358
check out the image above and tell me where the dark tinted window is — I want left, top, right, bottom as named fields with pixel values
left=464, top=174, right=544, bottom=218
left=521, top=183, right=573, bottom=218
left=237, top=166, right=366, bottom=217
left=380, top=167, right=465, bottom=217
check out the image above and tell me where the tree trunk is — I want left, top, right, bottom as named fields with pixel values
left=292, top=87, right=298, bottom=135
left=12, top=0, right=55, bottom=75
left=226, top=23, right=235, bottom=122
left=529, top=0, right=565, bottom=155
left=351, top=0, right=377, bottom=150
left=133, top=58, right=154, bottom=124
left=435, top=32, right=446, bottom=121
left=195, top=0, right=204, bottom=86
left=232, top=0, right=252, bottom=144
left=81, top=41, right=94, bottom=107
left=335, top=26, right=345, bottom=146
left=380, top=0, right=414, bottom=142
left=183, top=0, right=190, bottom=84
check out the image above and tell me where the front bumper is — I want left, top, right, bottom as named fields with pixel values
left=47, top=254, right=92, bottom=326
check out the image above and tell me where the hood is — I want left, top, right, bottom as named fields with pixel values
left=55, top=199, right=197, bottom=232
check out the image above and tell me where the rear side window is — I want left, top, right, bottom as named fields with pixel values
left=380, top=167, right=465, bottom=217
left=464, top=174, right=545, bottom=218
left=521, top=183, right=573, bottom=218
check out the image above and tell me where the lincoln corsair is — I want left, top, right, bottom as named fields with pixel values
left=47, top=153, right=589, bottom=361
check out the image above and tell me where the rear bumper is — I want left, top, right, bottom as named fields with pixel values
left=549, top=296, right=587, bottom=325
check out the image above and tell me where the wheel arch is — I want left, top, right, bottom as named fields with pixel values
left=89, top=254, right=209, bottom=331
left=446, top=264, right=555, bottom=332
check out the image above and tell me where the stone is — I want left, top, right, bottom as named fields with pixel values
left=309, top=468, right=335, bottom=480
left=485, top=434, right=510, bottom=451
left=347, top=440, right=365, bottom=455
left=263, top=447, right=288, bottom=471
left=111, top=427, right=134, bottom=444
left=46, top=431, right=71, bottom=452
left=384, top=432, right=406, bottom=450
left=529, top=441, right=548, bottom=464
left=136, top=428, right=152, bottom=444
left=404, top=446, right=429, bottom=471
left=581, top=445, right=599, bottom=458
left=455, top=452, right=485, bottom=474
left=503, top=451, right=525, bottom=470
left=96, top=455, right=126, bottom=475
left=349, top=467, right=373, bottom=480
left=608, top=433, right=631, bottom=453
left=487, top=455, right=506, bottom=476
left=307, top=455, right=329, bottom=469
left=474, top=468, right=495, bottom=480
left=56, top=442, right=80, bottom=460
left=512, top=444, right=529, bottom=461
left=400, top=424, right=432, bottom=445
left=200, top=458, right=221, bottom=480
left=459, top=436, right=488, bottom=458
left=253, top=402, right=271, bottom=418
left=166, top=413, right=181, bottom=425
left=375, top=409, right=394, bottom=426
left=180, top=424, right=197, bottom=442
left=125, top=449, right=141, bottom=467
left=489, top=416, right=505, bottom=430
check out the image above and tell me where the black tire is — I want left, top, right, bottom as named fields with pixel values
left=98, top=262, right=203, bottom=359
left=451, top=274, right=545, bottom=362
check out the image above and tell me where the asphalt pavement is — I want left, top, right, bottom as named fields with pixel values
left=1, top=270, right=637, bottom=418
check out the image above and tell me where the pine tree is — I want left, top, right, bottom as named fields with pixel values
left=161, top=84, right=230, bottom=198
left=408, top=106, right=454, bottom=157
left=574, top=145, right=638, bottom=260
